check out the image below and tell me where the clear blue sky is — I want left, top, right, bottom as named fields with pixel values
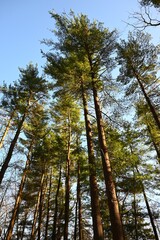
left=0, top=0, right=158, bottom=85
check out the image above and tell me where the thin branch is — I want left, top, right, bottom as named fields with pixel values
left=126, top=6, right=160, bottom=30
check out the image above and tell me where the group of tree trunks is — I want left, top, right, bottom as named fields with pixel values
left=0, top=5, right=160, bottom=240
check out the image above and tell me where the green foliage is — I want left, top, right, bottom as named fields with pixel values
left=135, top=100, right=160, bottom=161
left=117, top=31, right=158, bottom=86
left=1, top=11, right=160, bottom=240
left=140, top=0, right=160, bottom=8
left=1, top=64, right=49, bottom=114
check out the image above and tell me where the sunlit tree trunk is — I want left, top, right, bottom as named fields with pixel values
left=81, top=78, right=104, bottom=240
left=133, top=69, right=160, bottom=130
left=0, top=110, right=15, bottom=149
left=91, top=76, right=124, bottom=240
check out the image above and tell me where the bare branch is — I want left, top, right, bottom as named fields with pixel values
left=127, top=6, right=160, bottom=30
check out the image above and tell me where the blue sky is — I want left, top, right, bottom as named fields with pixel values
left=0, top=0, right=159, bottom=85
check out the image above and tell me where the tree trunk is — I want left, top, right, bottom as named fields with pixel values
left=142, top=187, right=159, bottom=240
left=0, top=173, right=12, bottom=209
left=74, top=175, right=78, bottom=240
left=74, top=159, right=82, bottom=240
left=91, top=78, right=124, bottom=240
left=64, top=110, right=71, bottom=240
left=136, top=167, right=159, bottom=240
left=0, top=112, right=26, bottom=185
left=81, top=78, right=104, bottom=240
left=16, top=208, right=20, bottom=240
left=45, top=169, right=52, bottom=240
left=37, top=176, right=46, bottom=240
left=133, top=173, right=138, bottom=240
left=52, top=166, right=62, bottom=240
left=78, top=188, right=83, bottom=240
left=134, top=70, right=160, bottom=130
left=6, top=143, right=32, bottom=240
left=78, top=161, right=83, bottom=240
left=31, top=173, right=45, bottom=240
left=20, top=209, right=28, bottom=240
left=57, top=209, right=64, bottom=240
left=147, top=124, right=160, bottom=162
left=0, top=110, right=15, bottom=149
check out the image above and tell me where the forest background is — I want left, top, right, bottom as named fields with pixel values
left=0, top=0, right=160, bottom=239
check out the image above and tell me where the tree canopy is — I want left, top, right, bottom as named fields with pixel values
left=0, top=6, right=160, bottom=240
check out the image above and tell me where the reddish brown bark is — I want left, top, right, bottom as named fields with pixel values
left=91, top=78, right=124, bottom=240
left=81, top=78, right=104, bottom=240
left=133, top=69, right=160, bottom=130
left=0, top=110, right=15, bottom=149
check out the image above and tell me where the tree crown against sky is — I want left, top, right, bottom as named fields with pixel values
left=0, top=3, right=160, bottom=240
left=140, top=0, right=160, bottom=8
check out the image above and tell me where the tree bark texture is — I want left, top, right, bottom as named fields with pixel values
left=0, top=110, right=15, bottom=149
left=0, top=113, right=26, bottom=185
left=91, top=78, right=124, bottom=240
left=81, top=79, right=104, bottom=240
left=134, top=70, right=160, bottom=130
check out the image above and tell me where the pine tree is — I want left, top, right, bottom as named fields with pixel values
left=43, top=11, right=124, bottom=239
left=5, top=103, right=49, bottom=240
left=0, top=64, right=48, bottom=184
left=117, top=31, right=160, bottom=130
